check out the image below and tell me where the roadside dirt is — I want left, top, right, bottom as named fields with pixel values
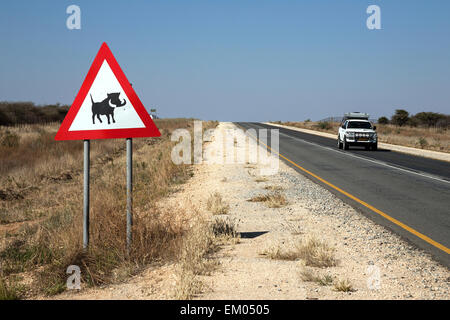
left=51, top=122, right=449, bottom=300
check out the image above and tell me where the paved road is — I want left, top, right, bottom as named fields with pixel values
left=236, top=122, right=450, bottom=267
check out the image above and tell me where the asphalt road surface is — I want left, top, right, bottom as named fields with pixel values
left=236, top=122, right=450, bottom=267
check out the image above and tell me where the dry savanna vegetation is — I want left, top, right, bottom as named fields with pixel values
left=273, top=120, right=450, bottom=153
left=248, top=192, right=288, bottom=208
left=260, top=236, right=337, bottom=268
left=175, top=216, right=239, bottom=299
left=264, top=185, right=284, bottom=192
left=0, top=118, right=219, bottom=299
left=262, top=236, right=345, bottom=291
left=299, top=268, right=334, bottom=286
left=206, top=192, right=230, bottom=215
left=0, top=102, right=69, bottom=126
left=333, top=279, right=355, bottom=292
left=300, top=268, right=354, bottom=292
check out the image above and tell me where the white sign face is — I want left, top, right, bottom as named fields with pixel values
left=69, top=60, right=145, bottom=131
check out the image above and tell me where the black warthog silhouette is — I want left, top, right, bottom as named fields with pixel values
left=90, top=92, right=126, bottom=124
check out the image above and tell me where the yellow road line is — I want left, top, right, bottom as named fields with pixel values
left=241, top=124, right=450, bottom=255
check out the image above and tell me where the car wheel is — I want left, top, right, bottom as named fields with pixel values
left=337, top=136, right=343, bottom=149
left=372, top=143, right=378, bottom=151
left=343, top=137, right=349, bottom=150
left=365, top=145, right=370, bottom=151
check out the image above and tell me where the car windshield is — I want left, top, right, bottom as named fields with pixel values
left=347, top=121, right=372, bottom=129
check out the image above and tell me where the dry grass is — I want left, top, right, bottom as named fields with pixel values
left=174, top=217, right=239, bottom=299
left=264, top=185, right=284, bottom=192
left=248, top=192, right=288, bottom=208
left=376, top=124, right=450, bottom=152
left=273, top=121, right=450, bottom=153
left=206, top=192, right=230, bottom=215
left=174, top=221, right=216, bottom=299
left=0, top=119, right=218, bottom=297
left=333, top=279, right=355, bottom=292
left=297, top=237, right=337, bottom=268
left=300, top=268, right=354, bottom=292
left=261, top=237, right=336, bottom=268
left=211, top=217, right=239, bottom=245
left=254, top=177, right=269, bottom=183
left=300, top=268, right=334, bottom=286
left=261, top=245, right=299, bottom=261
left=0, top=276, right=23, bottom=300
left=174, top=269, right=205, bottom=300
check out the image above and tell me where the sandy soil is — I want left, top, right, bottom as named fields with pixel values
left=52, top=122, right=449, bottom=300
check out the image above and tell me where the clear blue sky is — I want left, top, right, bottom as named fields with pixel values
left=0, top=1, right=449, bottom=121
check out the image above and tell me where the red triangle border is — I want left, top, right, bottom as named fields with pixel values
left=55, top=42, right=161, bottom=140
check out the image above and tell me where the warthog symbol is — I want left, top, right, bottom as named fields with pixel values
left=90, top=92, right=126, bottom=124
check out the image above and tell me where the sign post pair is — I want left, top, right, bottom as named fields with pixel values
left=55, top=43, right=161, bottom=251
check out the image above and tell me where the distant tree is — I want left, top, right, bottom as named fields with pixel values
left=406, top=116, right=419, bottom=127
left=436, top=115, right=450, bottom=128
left=0, top=102, right=69, bottom=126
left=0, top=109, right=11, bottom=126
left=391, top=109, right=409, bottom=127
left=410, top=112, right=446, bottom=127
left=377, top=116, right=389, bottom=125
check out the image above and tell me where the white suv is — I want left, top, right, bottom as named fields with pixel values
left=337, top=115, right=378, bottom=151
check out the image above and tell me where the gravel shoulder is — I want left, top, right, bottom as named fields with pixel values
left=51, top=122, right=449, bottom=300
left=196, top=122, right=449, bottom=299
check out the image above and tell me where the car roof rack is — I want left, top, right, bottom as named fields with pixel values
left=343, top=112, right=370, bottom=121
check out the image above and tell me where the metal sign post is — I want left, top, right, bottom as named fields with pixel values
left=126, top=138, right=133, bottom=253
left=83, top=139, right=90, bottom=249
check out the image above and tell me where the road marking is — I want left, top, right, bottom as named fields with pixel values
left=237, top=123, right=450, bottom=255
left=254, top=122, right=449, bottom=185
left=278, top=131, right=450, bottom=185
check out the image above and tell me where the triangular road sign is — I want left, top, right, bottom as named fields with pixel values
left=55, top=42, right=160, bottom=140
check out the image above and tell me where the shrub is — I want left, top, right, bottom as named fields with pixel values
left=411, top=112, right=448, bottom=128
left=0, top=277, right=23, bottom=300
left=377, top=116, right=389, bottom=125
left=333, top=279, right=354, bottom=292
left=0, top=132, right=20, bottom=148
left=296, top=237, right=337, bottom=268
left=418, top=137, right=428, bottom=148
left=211, top=217, right=238, bottom=239
left=0, top=101, right=69, bottom=126
left=206, top=192, right=230, bottom=215
left=300, top=269, right=334, bottom=286
left=261, top=236, right=336, bottom=267
left=315, top=121, right=332, bottom=130
left=248, top=192, right=288, bottom=208
left=391, top=109, right=409, bottom=127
